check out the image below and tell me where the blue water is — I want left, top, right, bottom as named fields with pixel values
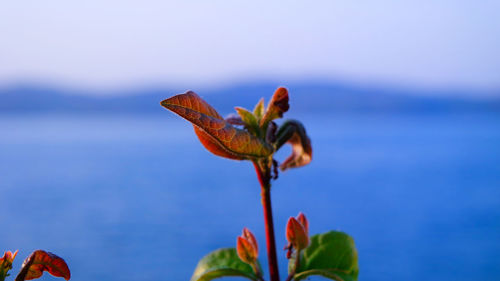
left=1, top=112, right=499, bottom=281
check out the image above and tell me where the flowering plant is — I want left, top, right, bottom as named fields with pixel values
left=162, top=87, right=359, bottom=281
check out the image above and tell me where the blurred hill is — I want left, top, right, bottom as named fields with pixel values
left=0, top=81, right=499, bottom=115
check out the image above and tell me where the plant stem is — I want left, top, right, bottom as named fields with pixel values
left=253, top=161, right=280, bottom=281
left=285, top=251, right=300, bottom=281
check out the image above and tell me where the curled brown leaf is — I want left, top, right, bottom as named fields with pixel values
left=260, top=87, right=289, bottom=128
left=15, top=250, right=70, bottom=281
left=274, top=120, right=312, bottom=171
left=161, top=91, right=273, bottom=160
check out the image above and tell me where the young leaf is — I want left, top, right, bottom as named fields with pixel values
left=290, top=231, right=359, bottom=281
left=275, top=120, right=312, bottom=171
left=260, top=87, right=289, bottom=128
left=161, top=91, right=273, bottom=160
left=191, top=248, right=261, bottom=281
left=235, top=107, right=260, bottom=137
left=253, top=98, right=265, bottom=120
left=15, top=250, right=70, bottom=281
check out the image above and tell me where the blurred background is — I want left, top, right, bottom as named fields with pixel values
left=1, top=1, right=499, bottom=280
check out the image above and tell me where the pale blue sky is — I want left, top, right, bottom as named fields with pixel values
left=0, top=1, right=499, bottom=94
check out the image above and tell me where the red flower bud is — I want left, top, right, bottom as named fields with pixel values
left=242, top=227, right=258, bottom=255
left=236, top=228, right=258, bottom=265
left=286, top=213, right=309, bottom=250
left=296, top=212, right=309, bottom=237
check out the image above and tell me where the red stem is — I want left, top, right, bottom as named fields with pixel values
left=253, top=161, right=280, bottom=281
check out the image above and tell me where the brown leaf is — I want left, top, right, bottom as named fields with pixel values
left=161, top=91, right=273, bottom=160
left=281, top=133, right=312, bottom=170
left=275, top=120, right=312, bottom=171
left=15, top=250, right=70, bottom=281
left=260, top=87, right=289, bottom=128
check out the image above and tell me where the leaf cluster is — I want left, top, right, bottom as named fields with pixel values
left=160, top=87, right=312, bottom=172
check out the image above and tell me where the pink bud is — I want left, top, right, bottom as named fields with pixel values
left=237, top=228, right=258, bottom=265
left=286, top=217, right=309, bottom=250
left=242, top=227, right=258, bottom=255
left=296, top=212, right=309, bottom=237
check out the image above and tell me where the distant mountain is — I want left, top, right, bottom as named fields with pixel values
left=0, top=82, right=499, bottom=114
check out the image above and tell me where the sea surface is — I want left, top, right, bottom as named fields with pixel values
left=1, top=112, right=499, bottom=281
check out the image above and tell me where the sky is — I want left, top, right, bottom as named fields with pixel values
left=0, top=1, right=499, bottom=94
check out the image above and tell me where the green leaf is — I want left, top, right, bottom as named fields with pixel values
left=191, top=248, right=260, bottom=281
left=291, top=231, right=359, bottom=281
left=294, top=269, right=355, bottom=281
left=235, top=107, right=261, bottom=137
left=253, top=98, right=265, bottom=120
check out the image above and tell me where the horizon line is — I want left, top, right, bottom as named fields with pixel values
left=0, top=77, right=499, bottom=100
